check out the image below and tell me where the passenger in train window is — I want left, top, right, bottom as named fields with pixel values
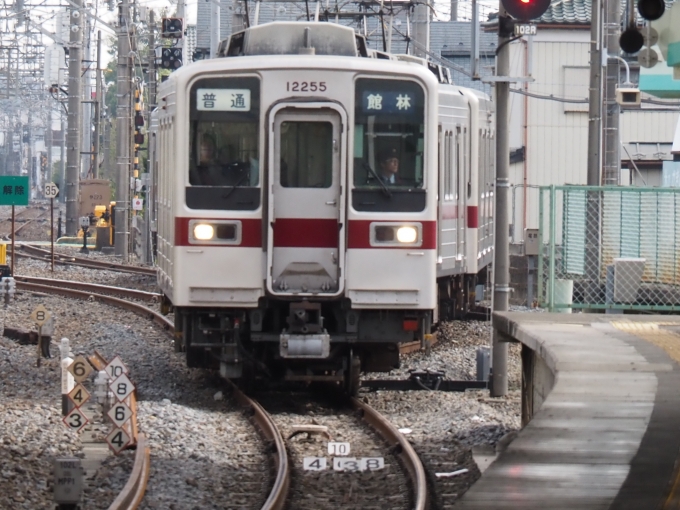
left=378, top=147, right=400, bottom=185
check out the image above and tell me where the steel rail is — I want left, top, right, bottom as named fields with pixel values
left=14, top=275, right=160, bottom=302
left=107, top=433, right=151, bottom=510
left=15, top=244, right=157, bottom=275
left=20, top=280, right=289, bottom=510
left=227, top=380, right=290, bottom=510
left=17, top=281, right=173, bottom=330
left=351, top=396, right=430, bottom=510
left=12, top=209, right=50, bottom=236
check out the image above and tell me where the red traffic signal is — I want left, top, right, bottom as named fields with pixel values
left=502, top=0, right=551, bottom=20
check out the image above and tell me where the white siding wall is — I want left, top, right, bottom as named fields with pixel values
left=506, top=29, right=680, bottom=243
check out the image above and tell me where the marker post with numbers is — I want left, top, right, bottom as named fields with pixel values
left=44, top=182, right=59, bottom=272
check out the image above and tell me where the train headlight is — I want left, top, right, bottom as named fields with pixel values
left=371, top=223, right=422, bottom=247
left=193, top=223, right=215, bottom=240
left=396, top=226, right=418, bottom=243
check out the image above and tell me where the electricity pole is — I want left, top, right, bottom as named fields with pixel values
left=491, top=4, right=511, bottom=398
left=93, top=31, right=102, bottom=179
left=602, top=0, right=621, bottom=185
left=66, top=0, right=83, bottom=235
left=115, top=0, right=132, bottom=260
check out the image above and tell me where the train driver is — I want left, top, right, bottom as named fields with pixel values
left=193, top=133, right=220, bottom=185
left=378, top=147, right=400, bottom=185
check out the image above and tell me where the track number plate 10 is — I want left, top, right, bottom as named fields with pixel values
left=328, top=442, right=350, bottom=456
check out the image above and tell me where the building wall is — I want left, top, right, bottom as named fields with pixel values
left=506, top=28, right=680, bottom=243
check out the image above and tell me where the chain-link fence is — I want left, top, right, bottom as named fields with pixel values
left=538, top=186, right=680, bottom=312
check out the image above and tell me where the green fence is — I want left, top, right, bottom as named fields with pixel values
left=538, top=186, right=680, bottom=312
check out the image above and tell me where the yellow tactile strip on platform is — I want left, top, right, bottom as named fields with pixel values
left=611, top=321, right=680, bottom=364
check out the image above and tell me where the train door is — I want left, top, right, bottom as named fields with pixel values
left=266, top=105, right=346, bottom=296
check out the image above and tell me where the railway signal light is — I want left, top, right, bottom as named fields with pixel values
left=501, top=0, right=551, bottom=21
left=161, top=18, right=183, bottom=38
left=637, top=0, right=665, bottom=20
left=620, top=25, right=644, bottom=54
left=160, top=48, right=182, bottom=70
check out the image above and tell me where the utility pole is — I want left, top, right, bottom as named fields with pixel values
left=491, top=4, right=510, bottom=398
left=66, top=0, right=83, bottom=235
left=208, top=0, right=219, bottom=58
left=47, top=107, right=53, bottom=186
left=148, top=11, right=156, bottom=107
left=587, top=0, right=603, bottom=186
left=93, top=31, right=102, bottom=179
left=176, top=0, right=187, bottom=62
left=82, top=15, right=92, bottom=179
left=115, top=0, right=132, bottom=260
left=602, top=0, right=621, bottom=185
left=585, top=0, right=603, bottom=308
left=411, top=0, right=430, bottom=59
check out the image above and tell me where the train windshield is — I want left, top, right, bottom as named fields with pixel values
left=352, top=78, right=426, bottom=212
left=187, top=77, right=260, bottom=211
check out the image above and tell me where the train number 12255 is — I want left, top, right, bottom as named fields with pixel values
left=286, top=81, right=327, bottom=92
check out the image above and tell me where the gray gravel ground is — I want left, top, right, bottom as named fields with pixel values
left=1, top=250, right=523, bottom=509
left=1, top=283, right=270, bottom=509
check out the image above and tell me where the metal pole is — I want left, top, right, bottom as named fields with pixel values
left=603, top=0, right=621, bottom=185
left=51, top=198, right=54, bottom=272
left=66, top=0, right=83, bottom=235
left=60, top=111, right=66, bottom=202
left=491, top=4, right=510, bottom=398
left=115, top=0, right=131, bottom=260
left=47, top=108, right=53, bottom=185
left=209, top=0, right=220, bottom=57
left=411, top=0, right=430, bottom=59
left=148, top=11, right=156, bottom=107
left=11, top=205, right=14, bottom=276
left=93, top=31, right=102, bottom=179
left=585, top=0, right=603, bottom=308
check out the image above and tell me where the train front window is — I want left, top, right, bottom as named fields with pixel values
left=187, top=76, right=260, bottom=211
left=352, top=78, right=426, bottom=212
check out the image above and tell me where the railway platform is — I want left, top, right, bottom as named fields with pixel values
left=456, top=312, right=680, bottom=510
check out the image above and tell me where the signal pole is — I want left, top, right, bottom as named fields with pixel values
left=491, top=4, right=510, bottom=398
left=115, top=0, right=132, bottom=260
left=66, top=0, right=83, bottom=235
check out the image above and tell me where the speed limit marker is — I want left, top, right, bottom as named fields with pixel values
left=63, top=408, right=89, bottom=433
left=44, top=182, right=59, bottom=198
left=30, top=304, right=51, bottom=327
left=107, top=402, right=133, bottom=428
left=68, top=384, right=91, bottom=408
left=104, top=356, right=129, bottom=380
left=109, top=373, right=135, bottom=402
left=106, top=427, right=131, bottom=454
left=67, top=355, right=94, bottom=383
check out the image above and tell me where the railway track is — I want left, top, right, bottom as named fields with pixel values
left=13, top=244, right=157, bottom=276
left=18, top=278, right=432, bottom=509
left=257, top=389, right=428, bottom=510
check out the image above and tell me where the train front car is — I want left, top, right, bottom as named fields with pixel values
left=157, top=22, right=440, bottom=394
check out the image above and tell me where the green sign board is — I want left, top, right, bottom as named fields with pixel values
left=0, top=176, right=29, bottom=206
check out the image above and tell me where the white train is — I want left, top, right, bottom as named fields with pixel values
left=149, top=22, right=494, bottom=393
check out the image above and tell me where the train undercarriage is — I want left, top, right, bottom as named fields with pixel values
left=168, top=273, right=484, bottom=395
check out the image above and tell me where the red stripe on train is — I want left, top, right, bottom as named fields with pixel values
left=273, top=218, right=339, bottom=248
left=347, top=220, right=437, bottom=249
left=467, top=206, right=479, bottom=228
left=175, top=217, right=262, bottom=247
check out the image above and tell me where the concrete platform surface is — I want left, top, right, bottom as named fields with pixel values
left=455, top=313, right=680, bottom=510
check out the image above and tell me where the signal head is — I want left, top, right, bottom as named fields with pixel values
left=637, top=0, right=665, bottom=20
left=501, top=0, right=551, bottom=21
left=620, top=25, right=644, bottom=54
